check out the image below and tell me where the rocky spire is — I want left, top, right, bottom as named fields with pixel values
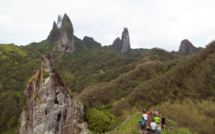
left=19, top=52, right=88, bottom=134
left=47, top=21, right=60, bottom=41
left=179, top=39, right=197, bottom=55
left=58, top=14, right=75, bottom=52
left=120, top=28, right=131, bottom=53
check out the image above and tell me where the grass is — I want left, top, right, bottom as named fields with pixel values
left=162, top=119, right=192, bottom=134
left=108, top=112, right=141, bottom=134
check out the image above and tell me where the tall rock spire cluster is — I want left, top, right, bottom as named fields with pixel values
left=111, top=28, right=131, bottom=53
left=19, top=52, right=88, bottom=134
left=47, top=14, right=75, bottom=52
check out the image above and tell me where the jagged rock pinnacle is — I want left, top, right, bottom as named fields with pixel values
left=120, top=27, right=131, bottom=53
left=19, top=52, right=88, bottom=134
left=111, top=28, right=131, bottom=53
left=58, top=14, right=75, bottom=52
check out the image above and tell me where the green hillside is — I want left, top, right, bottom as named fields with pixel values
left=0, top=37, right=215, bottom=134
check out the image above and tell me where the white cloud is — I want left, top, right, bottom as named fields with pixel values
left=0, top=0, right=215, bottom=51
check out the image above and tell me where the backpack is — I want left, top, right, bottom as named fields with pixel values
left=141, top=120, right=146, bottom=128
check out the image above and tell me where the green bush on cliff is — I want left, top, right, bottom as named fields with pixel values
left=85, top=109, right=118, bottom=133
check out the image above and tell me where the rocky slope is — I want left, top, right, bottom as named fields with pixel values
left=58, top=14, right=75, bottom=52
left=19, top=52, right=88, bottom=134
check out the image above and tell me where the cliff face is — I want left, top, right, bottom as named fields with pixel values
left=58, top=14, right=75, bottom=52
left=120, top=28, right=130, bottom=53
left=179, top=39, right=197, bottom=55
left=19, top=52, right=88, bottom=134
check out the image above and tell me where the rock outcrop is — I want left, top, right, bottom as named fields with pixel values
left=179, top=39, right=197, bottom=55
left=120, top=28, right=130, bottom=53
left=19, top=52, right=88, bottom=134
left=58, top=14, right=75, bottom=52
left=47, top=22, right=60, bottom=41
left=83, top=36, right=101, bottom=49
left=112, top=37, right=122, bottom=51
left=111, top=28, right=131, bottom=53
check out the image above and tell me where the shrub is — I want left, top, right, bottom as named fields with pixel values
left=85, top=109, right=117, bottom=133
left=153, top=99, right=215, bottom=134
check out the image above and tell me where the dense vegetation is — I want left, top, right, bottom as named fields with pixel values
left=153, top=99, right=215, bottom=134
left=0, top=38, right=147, bottom=133
left=0, top=37, right=215, bottom=133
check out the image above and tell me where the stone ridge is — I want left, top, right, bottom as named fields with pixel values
left=58, top=14, right=75, bottom=52
left=19, top=52, right=88, bottom=134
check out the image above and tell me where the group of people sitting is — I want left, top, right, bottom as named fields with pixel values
left=139, top=108, right=166, bottom=134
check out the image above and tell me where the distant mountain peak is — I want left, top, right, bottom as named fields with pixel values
left=47, top=21, right=59, bottom=41
left=179, top=39, right=197, bottom=55
left=111, top=28, right=131, bottom=53
left=83, top=36, right=101, bottom=49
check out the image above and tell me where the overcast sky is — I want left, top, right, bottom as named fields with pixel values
left=1, top=0, right=215, bottom=51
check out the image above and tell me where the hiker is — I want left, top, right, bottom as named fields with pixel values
left=146, top=111, right=150, bottom=115
left=143, top=112, right=148, bottom=123
left=150, top=119, right=157, bottom=134
left=156, top=122, right=162, bottom=134
left=154, top=115, right=160, bottom=124
left=142, top=107, right=146, bottom=113
left=154, top=110, right=159, bottom=116
left=151, top=110, right=154, bottom=115
left=161, top=115, right=166, bottom=130
left=139, top=117, right=146, bottom=134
